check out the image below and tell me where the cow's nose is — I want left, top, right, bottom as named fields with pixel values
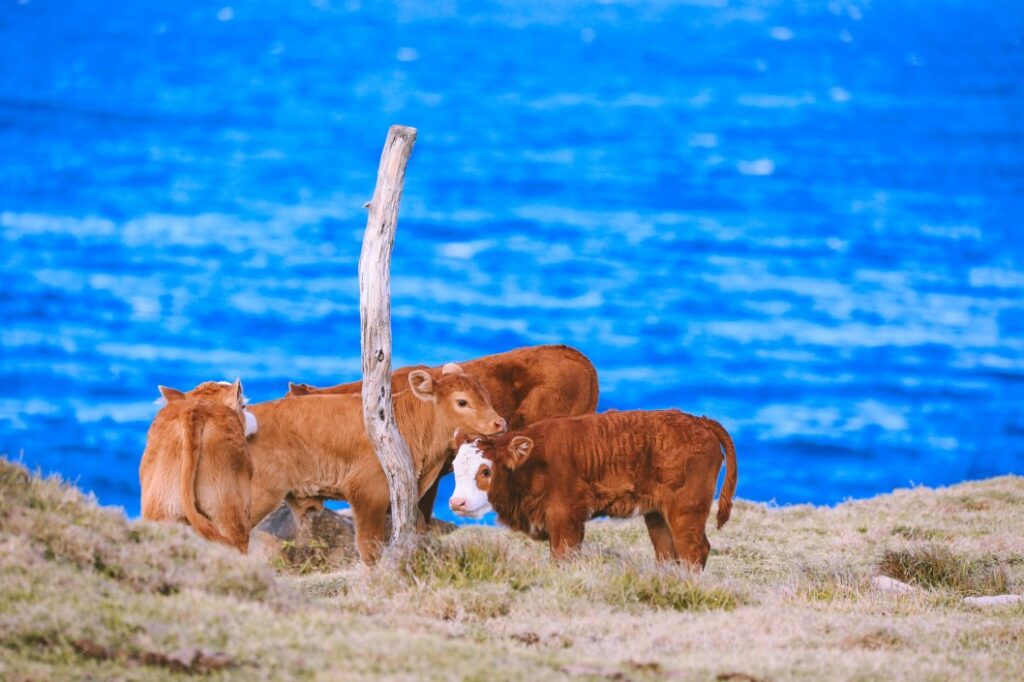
left=449, top=497, right=467, bottom=512
left=493, top=417, right=507, bottom=433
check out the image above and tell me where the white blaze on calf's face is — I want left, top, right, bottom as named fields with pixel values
left=450, top=441, right=494, bottom=519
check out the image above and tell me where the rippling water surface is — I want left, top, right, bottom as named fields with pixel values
left=1, top=0, right=1022, bottom=521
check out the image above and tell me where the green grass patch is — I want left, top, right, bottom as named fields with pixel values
left=597, top=563, right=739, bottom=612
left=890, top=525, right=950, bottom=541
left=798, top=565, right=863, bottom=602
left=402, top=532, right=534, bottom=591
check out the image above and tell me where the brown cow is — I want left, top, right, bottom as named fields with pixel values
left=448, top=410, right=738, bottom=570
left=139, top=380, right=256, bottom=552
left=286, top=345, right=598, bottom=429
left=286, top=344, right=599, bottom=520
left=246, top=363, right=505, bottom=563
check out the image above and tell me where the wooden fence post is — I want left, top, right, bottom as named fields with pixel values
left=359, top=124, right=418, bottom=559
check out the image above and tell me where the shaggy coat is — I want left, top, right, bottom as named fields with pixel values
left=285, top=344, right=599, bottom=518
left=449, top=410, right=738, bottom=569
left=247, top=365, right=504, bottom=563
left=139, top=380, right=255, bottom=552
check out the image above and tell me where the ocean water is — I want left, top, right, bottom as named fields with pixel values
left=1, top=0, right=1021, bottom=523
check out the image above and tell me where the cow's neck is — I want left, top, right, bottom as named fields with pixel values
left=394, top=392, right=449, bottom=474
left=489, top=465, right=546, bottom=535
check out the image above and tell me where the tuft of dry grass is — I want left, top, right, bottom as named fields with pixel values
left=3, top=456, right=1024, bottom=681
left=877, top=544, right=1011, bottom=597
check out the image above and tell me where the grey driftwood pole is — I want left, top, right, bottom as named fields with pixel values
left=359, top=124, right=419, bottom=557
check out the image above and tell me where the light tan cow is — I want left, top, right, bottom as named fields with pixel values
left=139, top=380, right=256, bottom=552
left=246, top=363, right=504, bottom=563
left=285, top=344, right=600, bottom=521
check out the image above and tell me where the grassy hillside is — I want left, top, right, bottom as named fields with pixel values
left=1, top=457, right=1022, bottom=681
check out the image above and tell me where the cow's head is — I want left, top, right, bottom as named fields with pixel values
left=448, top=430, right=533, bottom=518
left=407, top=363, right=506, bottom=437
left=158, top=379, right=258, bottom=437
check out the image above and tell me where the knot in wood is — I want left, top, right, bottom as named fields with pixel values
left=380, top=386, right=386, bottom=397
left=376, top=349, right=385, bottom=362
left=378, top=409, right=385, bottom=421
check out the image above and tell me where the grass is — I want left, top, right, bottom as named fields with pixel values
left=2, top=456, right=1023, bottom=680
left=877, top=544, right=1011, bottom=596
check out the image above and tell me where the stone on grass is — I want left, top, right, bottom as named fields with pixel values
left=961, top=594, right=1023, bottom=607
left=871, top=575, right=916, bottom=594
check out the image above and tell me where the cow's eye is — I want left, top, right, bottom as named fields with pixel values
left=481, top=467, right=491, bottom=478
left=457, top=399, right=468, bottom=408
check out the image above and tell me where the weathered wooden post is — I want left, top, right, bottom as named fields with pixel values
left=359, top=125, right=419, bottom=559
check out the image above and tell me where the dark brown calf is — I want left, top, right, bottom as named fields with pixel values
left=448, top=410, right=737, bottom=570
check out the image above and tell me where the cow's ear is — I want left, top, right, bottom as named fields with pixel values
left=441, top=362, right=464, bottom=376
left=158, top=386, right=185, bottom=402
left=451, top=428, right=472, bottom=450
left=408, top=370, right=436, bottom=401
left=288, top=382, right=309, bottom=396
left=225, top=378, right=244, bottom=409
left=506, top=436, right=533, bottom=469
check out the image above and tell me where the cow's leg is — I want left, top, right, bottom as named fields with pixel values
left=665, top=509, right=709, bottom=571
left=417, top=476, right=441, bottom=526
left=213, top=482, right=252, bottom=553
left=219, top=503, right=251, bottom=553
left=416, top=455, right=451, bottom=528
left=286, top=495, right=325, bottom=521
left=546, top=511, right=585, bottom=560
left=351, top=496, right=390, bottom=565
left=664, top=449, right=719, bottom=571
left=249, top=468, right=291, bottom=529
left=196, top=462, right=252, bottom=553
left=643, top=511, right=678, bottom=562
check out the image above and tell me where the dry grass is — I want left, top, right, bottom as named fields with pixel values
left=877, top=544, right=1011, bottom=597
left=2, top=456, right=1023, bottom=681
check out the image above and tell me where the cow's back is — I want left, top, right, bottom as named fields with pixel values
left=467, top=345, right=598, bottom=428
left=286, top=345, right=598, bottom=428
left=522, top=409, right=720, bottom=486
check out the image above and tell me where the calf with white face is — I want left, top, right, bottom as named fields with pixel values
left=446, top=410, right=738, bottom=569
left=449, top=432, right=506, bottom=519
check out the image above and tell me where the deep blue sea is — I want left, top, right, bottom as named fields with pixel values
left=1, top=0, right=1022, bottom=523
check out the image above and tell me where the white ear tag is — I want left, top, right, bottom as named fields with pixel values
left=244, top=409, right=258, bottom=437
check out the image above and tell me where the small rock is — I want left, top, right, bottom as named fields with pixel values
left=962, top=594, right=1023, bottom=607
left=252, top=501, right=457, bottom=572
left=254, top=502, right=299, bottom=540
left=253, top=503, right=358, bottom=572
left=871, top=575, right=916, bottom=594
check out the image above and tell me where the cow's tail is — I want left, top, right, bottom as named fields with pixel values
left=701, top=417, right=738, bottom=529
left=180, top=406, right=228, bottom=544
